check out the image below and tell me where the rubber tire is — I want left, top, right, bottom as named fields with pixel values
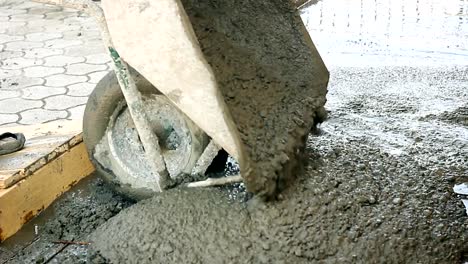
left=83, top=68, right=208, bottom=200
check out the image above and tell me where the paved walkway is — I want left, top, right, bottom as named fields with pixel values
left=0, top=0, right=110, bottom=127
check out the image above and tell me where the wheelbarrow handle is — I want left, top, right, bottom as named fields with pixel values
left=32, top=0, right=172, bottom=191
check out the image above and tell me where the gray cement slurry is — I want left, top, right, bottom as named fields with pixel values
left=89, top=66, right=468, bottom=264
left=181, top=0, right=328, bottom=198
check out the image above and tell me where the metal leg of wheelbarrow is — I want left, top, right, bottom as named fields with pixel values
left=187, top=140, right=243, bottom=188
left=33, top=0, right=171, bottom=191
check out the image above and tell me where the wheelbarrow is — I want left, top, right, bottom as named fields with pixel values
left=33, top=0, right=329, bottom=200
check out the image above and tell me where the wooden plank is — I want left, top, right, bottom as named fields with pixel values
left=0, top=121, right=82, bottom=189
left=0, top=142, right=95, bottom=242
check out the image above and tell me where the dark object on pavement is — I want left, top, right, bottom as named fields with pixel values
left=0, top=132, right=26, bottom=155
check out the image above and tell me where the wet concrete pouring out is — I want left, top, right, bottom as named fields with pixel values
left=1, top=0, right=468, bottom=263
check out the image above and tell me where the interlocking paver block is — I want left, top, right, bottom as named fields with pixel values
left=0, top=9, right=26, bottom=17
left=63, top=29, right=101, bottom=41
left=45, top=74, right=87, bottom=87
left=0, top=90, right=21, bottom=100
left=85, top=53, right=110, bottom=64
left=43, top=24, right=81, bottom=33
left=26, top=32, right=62, bottom=42
left=22, top=85, right=66, bottom=100
left=23, top=47, right=63, bottom=58
left=44, top=94, right=87, bottom=110
left=44, top=55, right=85, bottom=67
left=44, top=38, right=82, bottom=49
left=0, top=75, right=45, bottom=90
left=0, top=51, right=24, bottom=60
left=65, top=44, right=105, bottom=57
left=19, top=108, right=68, bottom=125
left=67, top=104, right=86, bottom=120
left=0, top=1, right=108, bottom=126
left=0, top=69, right=22, bottom=79
left=6, top=25, right=45, bottom=36
left=10, top=13, right=44, bottom=22
left=0, top=21, right=26, bottom=34
left=2, top=57, right=42, bottom=70
left=24, top=66, right=65, bottom=78
left=4, top=40, right=43, bottom=51
left=0, top=97, right=43, bottom=113
left=28, top=6, right=61, bottom=16
left=88, top=71, right=108, bottom=84
left=67, top=82, right=95, bottom=97
left=66, top=63, right=107, bottom=75
left=13, top=1, right=42, bottom=10
left=0, top=33, right=24, bottom=44
left=25, top=18, right=62, bottom=28
left=0, top=113, right=19, bottom=125
left=45, top=11, right=70, bottom=20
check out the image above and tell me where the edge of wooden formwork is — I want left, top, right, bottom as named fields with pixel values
left=0, top=141, right=95, bottom=242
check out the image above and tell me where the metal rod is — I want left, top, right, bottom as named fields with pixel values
left=190, top=140, right=221, bottom=176
left=32, top=0, right=171, bottom=191
left=185, top=175, right=243, bottom=188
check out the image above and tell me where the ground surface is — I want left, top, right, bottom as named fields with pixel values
left=1, top=0, right=467, bottom=263
left=0, top=0, right=109, bottom=127
left=87, top=65, right=468, bottom=263
left=0, top=175, right=134, bottom=264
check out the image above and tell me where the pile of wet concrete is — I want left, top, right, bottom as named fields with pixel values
left=86, top=67, right=468, bottom=263
left=4, top=66, right=467, bottom=264
left=88, top=136, right=466, bottom=263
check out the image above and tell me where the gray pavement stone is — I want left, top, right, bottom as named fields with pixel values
left=24, top=65, right=65, bottom=78
left=0, top=89, right=20, bottom=100
left=4, top=40, right=43, bottom=51
left=44, top=55, right=85, bottom=67
left=0, top=33, right=24, bottom=44
left=0, top=69, right=22, bottom=79
left=22, top=85, right=66, bottom=99
left=0, top=21, right=26, bottom=34
left=45, top=11, right=70, bottom=20
left=88, top=71, right=108, bottom=84
left=0, top=51, right=23, bottom=60
left=10, top=13, right=44, bottom=21
left=45, top=74, right=87, bottom=87
left=65, top=44, right=105, bottom=57
left=6, top=25, right=45, bottom=36
left=0, top=97, right=42, bottom=113
left=0, top=1, right=108, bottom=127
left=23, top=47, right=63, bottom=58
left=2, top=57, right=42, bottom=70
left=28, top=6, right=62, bottom=16
left=0, top=113, right=19, bottom=125
left=67, top=82, right=95, bottom=97
left=26, top=32, right=62, bottom=42
left=63, top=29, right=101, bottom=41
left=66, top=63, right=107, bottom=75
left=25, top=18, right=64, bottom=28
left=43, top=94, right=87, bottom=110
left=85, top=53, right=110, bottom=64
left=44, top=38, right=82, bottom=49
left=0, top=9, right=26, bottom=17
left=43, top=24, right=81, bottom=33
left=13, top=1, right=42, bottom=10
left=19, top=108, right=67, bottom=125
left=66, top=104, right=86, bottom=120
left=0, top=75, right=45, bottom=90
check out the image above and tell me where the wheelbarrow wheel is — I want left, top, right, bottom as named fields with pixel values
left=83, top=68, right=209, bottom=200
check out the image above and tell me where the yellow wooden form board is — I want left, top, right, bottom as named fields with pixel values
left=0, top=121, right=83, bottom=189
left=0, top=142, right=94, bottom=242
